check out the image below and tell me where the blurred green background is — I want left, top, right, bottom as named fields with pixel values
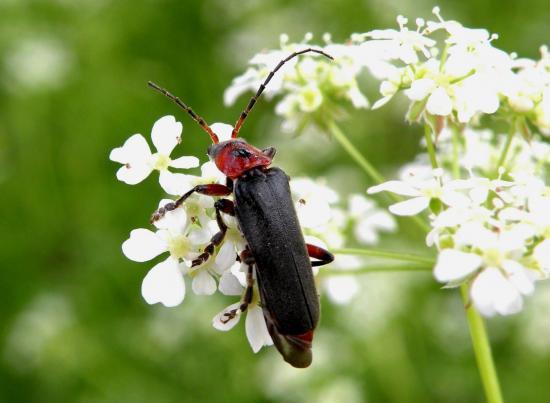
left=2, top=0, right=550, bottom=402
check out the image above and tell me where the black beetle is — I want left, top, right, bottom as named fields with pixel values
left=148, top=48, right=335, bottom=368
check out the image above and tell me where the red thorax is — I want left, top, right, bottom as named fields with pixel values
left=208, top=139, right=273, bottom=179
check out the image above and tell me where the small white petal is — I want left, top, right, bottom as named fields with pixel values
left=324, top=276, right=359, bottom=305
left=115, top=163, right=153, bottom=185
left=471, top=268, right=523, bottom=316
left=212, top=302, right=241, bottom=331
left=192, top=270, right=217, bottom=295
left=211, top=123, right=234, bottom=142
left=219, top=270, right=243, bottom=296
left=188, top=227, right=212, bottom=246
left=388, top=196, right=429, bottom=216
left=440, top=190, right=471, bottom=208
left=154, top=199, right=188, bottom=232
left=367, top=181, right=422, bottom=197
left=434, top=249, right=482, bottom=283
left=159, top=171, right=193, bottom=195
left=215, top=241, right=238, bottom=273
left=151, top=115, right=182, bottom=155
left=296, top=199, right=332, bottom=228
left=405, top=78, right=436, bottom=101
left=502, top=260, right=534, bottom=296
left=122, top=229, right=166, bottom=262
left=141, top=257, right=185, bottom=307
left=170, top=156, right=200, bottom=169
left=245, top=305, right=272, bottom=353
left=109, top=134, right=151, bottom=164
left=426, top=88, right=452, bottom=116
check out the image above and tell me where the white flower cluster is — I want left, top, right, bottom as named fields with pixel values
left=370, top=166, right=550, bottom=316
left=225, top=9, right=550, bottom=136
left=111, top=116, right=393, bottom=351
left=224, top=33, right=369, bottom=133
left=358, top=8, right=550, bottom=131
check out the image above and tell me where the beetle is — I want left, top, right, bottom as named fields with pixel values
left=148, top=48, right=335, bottom=368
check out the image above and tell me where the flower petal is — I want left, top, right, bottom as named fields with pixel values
left=159, top=170, right=193, bottom=196
left=141, top=257, right=185, bottom=307
left=388, top=197, right=429, bottom=216
left=405, top=78, right=436, bottom=101
left=211, top=123, right=234, bottom=142
left=122, top=228, right=166, bottom=262
left=219, top=270, right=243, bottom=296
left=426, top=88, right=452, bottom=116
left=502, top=260, right=535, bottom=296
left=434, top=249, right=482, bottom=283
left=245, top=305, right=273, bottom=353
left=109, top=134, right=151, bottom=164
left=212, top=302, right=241, bottom=331
left=170, top=156, right=200, bottom=169
left=192, top=270, right=217, bottom=295
left=151, top=115, right=182, bottom=155
left=215, top=241, right=238, bottom=273
left=367, top=181, right=422, bottom=197
left=471, top=268, right=522, bottom=316
left=153, top=199, right=188, bottom=232
left=115, top=163, right=153, bottom=185
left=324, top=276, right=359, bottom=305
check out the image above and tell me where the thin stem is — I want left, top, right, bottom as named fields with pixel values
left=439, top=43, right=450, bottom=72
left=327, top=120, right=430, bottom=233
left=451, top=126, right=461, bottom=179
left=334, top=248, right=435, bottom=265
left=424, top=124, right=439, bottom=169
left=495, top=122, right=517, bottom=175
left=460, top=285, right=504, bottom=403
left=327, top=120, right=385, bottom=184
left=319, top=264, right=432, bottom=276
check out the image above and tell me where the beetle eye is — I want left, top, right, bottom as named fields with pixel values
left=233, top=149, right=251, bottom=158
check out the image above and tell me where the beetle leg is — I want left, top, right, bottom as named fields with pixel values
left=306, top=243, right=335, bottom=267
left=221, top=259, right=255, bottom=324
left=191, top=199, right=235, bottom=267
left=150, top=183, right=231, bottom=223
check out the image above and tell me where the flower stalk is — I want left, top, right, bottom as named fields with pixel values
left=460, top=285, right=505, bottom=403
left=334, top=248, right=434, bottom=265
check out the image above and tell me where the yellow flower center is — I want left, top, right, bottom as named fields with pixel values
left=153, top=153, right=171, bottom=171
left=483, top=248, right=503, bottom=267
left=167, top=234, right=191, bottom=259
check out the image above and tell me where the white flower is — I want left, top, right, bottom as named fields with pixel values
left=122, top=200, right=210, bottom=307
left=225, top=35, right=369, bottom=132
left=290, top=178, right=339, bottom=229
left=109, top=116, right=199, bottom=194
left=367, top=170, right=470, bottom=216
left=434, top=222, right=537, bottom=316
left=212, top=268, right=274, bottom=353
left=348, top=194, right=396, bottom=244
left=322, top=254, right=362, bottom=305
left=360, top=15, right=436, bottom=64
left=213, top=301, right=273, bottom=353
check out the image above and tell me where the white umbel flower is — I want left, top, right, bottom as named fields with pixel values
left=110, top=116, right=199, bottom=194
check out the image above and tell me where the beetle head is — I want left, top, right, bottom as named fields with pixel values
left=207, top=138, right=274, bottom=179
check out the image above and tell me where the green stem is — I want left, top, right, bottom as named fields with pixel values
left=460, top=285, right=504, bottom=403
left=334, top=248, right=434, bottom=265
left=424, top=124, right=439, bottom=169
left=495, top=122, right=516, bottom=176
left=320, top=264, right=432, bottom=276
left=327, top=120, right=430, bottom=232
left=451, top=126, right=461, bottom=179
left=327, top=120, right=385, bottom=184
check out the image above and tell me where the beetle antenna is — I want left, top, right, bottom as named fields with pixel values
left=148, top=81, right=220, bottom=144
left=231, top=48, right=333, bottom=138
